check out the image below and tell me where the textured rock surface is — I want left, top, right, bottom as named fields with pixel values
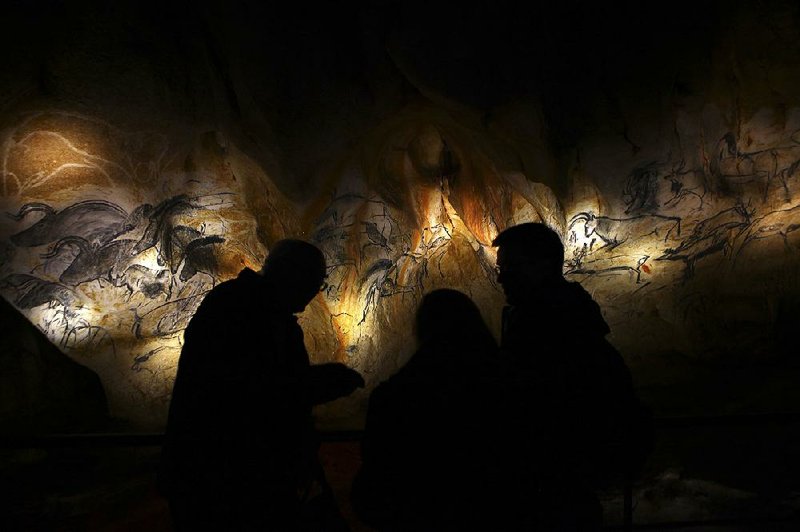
left=1, top=0, right=799, bottom=428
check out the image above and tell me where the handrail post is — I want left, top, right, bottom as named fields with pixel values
left=623, top=472, right=633, bottom=532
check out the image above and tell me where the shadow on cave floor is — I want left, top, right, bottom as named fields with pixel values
left=2, top=423, right=800, bottom=531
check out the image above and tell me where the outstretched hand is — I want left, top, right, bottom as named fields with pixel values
left=307, top=363, right=365, bottom=405
left=343, top=365, right=366, bottom=391
left=325, top=362, right=365, bottom=392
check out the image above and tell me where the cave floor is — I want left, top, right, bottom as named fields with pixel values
left=2, top=424, right=799, bottom=531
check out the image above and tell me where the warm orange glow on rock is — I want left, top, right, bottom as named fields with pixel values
left=3, top=101, right=800, bottom=428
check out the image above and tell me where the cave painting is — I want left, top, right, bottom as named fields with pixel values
left=563, top=107, right=800, bottom=366
left=0, top=111, right=267, bottom=426
left=4, top=194, right=228, bottom=337
left=2, top=106, right=800, bottom=427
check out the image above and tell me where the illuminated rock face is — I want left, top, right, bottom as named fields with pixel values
left=562, top=107, right=800, bottom=368
left=2, top=101, right=800, bottom=427
left=0, top=106, right=567, bottom=427
left=303, top=108, right=565, bottom=424
left=0, top=112, right=289, bottom=426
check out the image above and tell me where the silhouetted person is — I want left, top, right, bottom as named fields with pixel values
left=159, top=239, right=365, bottom=531
left=492, top=223, right=651, bottom=531
left=352, top=289, right=502, bottom=531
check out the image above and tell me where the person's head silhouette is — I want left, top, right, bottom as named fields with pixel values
left=492, top=223, right=564, bottom=306
left=414, top=288, right=497, bottom=354
left=261, top=239, right=327, bottom=313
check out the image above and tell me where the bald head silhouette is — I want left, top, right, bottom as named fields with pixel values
left=261, top=239, right=327, bottom=313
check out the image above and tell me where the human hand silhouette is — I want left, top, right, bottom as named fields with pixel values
left=308, top=363, right=365, bottom=404
left=329, top=363, right=365, bottom=393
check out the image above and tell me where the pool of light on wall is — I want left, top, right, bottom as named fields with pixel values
left=4, top=105, right=800, bottom=428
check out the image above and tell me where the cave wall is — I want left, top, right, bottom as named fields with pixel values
left=1, top=0, right=799, bottom=428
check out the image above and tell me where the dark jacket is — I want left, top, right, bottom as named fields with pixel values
left=500, top=277, right=649, bottom=487
left=159, top=268, right=320, bottom=501
left=353, top=338, right=502, bottom=530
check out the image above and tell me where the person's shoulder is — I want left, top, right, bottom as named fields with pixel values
left=365, top=378, right=397, bottom=417
left=560, top=279, right=610, bottom=330
left=194, top=269, right=263, bottom=311
left=371, top=370, right=405, bottom=397
left=558, top=278, right=594, bottom=302
left=369, top=361, right=420, bottom=401
left=213, top=268, right=262, bottom=293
